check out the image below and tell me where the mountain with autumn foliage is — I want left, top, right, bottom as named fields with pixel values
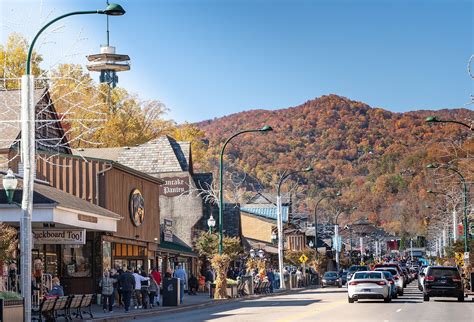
left=192, top=95, right=473, bottom=237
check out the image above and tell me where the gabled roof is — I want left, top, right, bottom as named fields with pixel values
left=74, top=136, right=192, bottom=174
left=118, top=136, right=190, bottom=173
left=240, top=205, right=289, bottom=223
left=0, top=88, right=71, bottom=153
left=0, top=88, right=44, bottom=149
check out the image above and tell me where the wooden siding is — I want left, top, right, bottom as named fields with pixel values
left=101, top=167, right=161, bottom=243
left=35, top=154, right=109, bottom=204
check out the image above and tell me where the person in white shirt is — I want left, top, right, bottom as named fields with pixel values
left=132, top=269, right=149, bottom=309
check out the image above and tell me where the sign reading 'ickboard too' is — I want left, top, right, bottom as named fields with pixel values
left=33, top=229, right=86, bottom=245
left=159, top=176, right=190, bottom=197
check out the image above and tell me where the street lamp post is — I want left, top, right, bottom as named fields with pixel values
left=427, top=164, right=470, bottom=253
left=20, top=4, right=125, bottom=320
left=334, top=207, right=356, bottom=272
left=425, top=116, right=473, bottom=131
left=276, top=166, right=313, bottom=289
left=427, top=189, right=458, bottom=243
left=218, top=126, right=273, bottom=255
left=313, top=192, right=341, bottom=260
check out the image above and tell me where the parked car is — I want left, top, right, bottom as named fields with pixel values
left=422, top=266, right=464, bottom=302
left=340, top=271, right=348, bottom=285
left=322, top=271, right=342, bottom=288
left=347, top=271, right=391, bottom=303
left=374, top=263, right=406, bottom=287
left=374, top=267, right=404, bottom=296
left=380, top=270, right=398, bottom=299
left=347, top=265, right=370, bottom=281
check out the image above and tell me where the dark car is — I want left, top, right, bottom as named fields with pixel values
left=422, top=266, right=464, bottom=302
left=347, top=265, right=369, bottom=281
left=322, top=271, right=342, bottom=288
left=340, top=271, right=348, bottom=285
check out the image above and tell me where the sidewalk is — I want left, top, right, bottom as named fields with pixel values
left=85, top=287, right=315, bottom=322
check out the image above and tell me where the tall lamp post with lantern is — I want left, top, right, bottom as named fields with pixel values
left=19, top=4, right=126, bottom=320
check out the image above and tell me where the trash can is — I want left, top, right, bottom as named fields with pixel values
left=163, top=277, right=180, bottom=306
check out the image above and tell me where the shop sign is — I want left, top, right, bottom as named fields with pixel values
left=163, top=218, right=173, bottom=242
left=33, top=229, right=86, bottom=245
left=160, top=177, right=190, bottom=197
left=130, top=188, right=145, bottom=226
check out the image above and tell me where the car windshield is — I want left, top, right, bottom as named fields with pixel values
left=324, top=272, right=338, bottom=278
left=375, top=268, right=398, bottom=276
left=382, top=271, right=393, bottom=279
left=354, top=272, right=382, bottom=279
left=349, top=266, right=368, bottom=272
left=429, top=268, right=460, bottom=278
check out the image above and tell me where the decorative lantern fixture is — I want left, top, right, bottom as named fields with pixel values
left=207, top=214, right=216, bottom=233
left=2, top=169, right=18, bottom=204
left=308, top=240, right=314, bottom=248
left=257, top=249, right=265, bottom=259
left=249, top=248, right=255, bottom=258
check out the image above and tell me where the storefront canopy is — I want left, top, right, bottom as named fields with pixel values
left=0, top=176, right=121, bottom=232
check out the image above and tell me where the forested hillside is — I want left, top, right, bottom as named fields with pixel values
left=194, top=95, right=473, bottom=237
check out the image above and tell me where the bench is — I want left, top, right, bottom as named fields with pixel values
left=32, top=293, right=94, bottom=321
left=72, top=293, right=94, bottom=319
left=32, top=297, right=57, bottom=322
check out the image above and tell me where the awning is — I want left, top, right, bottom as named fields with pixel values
left=242, top=237, right=278, bottom=255
left=0, top=178, right=121, bottom=232
left=158, top=234, right=197, bottom=257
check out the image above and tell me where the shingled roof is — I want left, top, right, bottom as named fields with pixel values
left=116, top=136, right=189, bottom=173
left=73, top=136, right=192, bottom=174
left=0, top=88, right=46, bottom=149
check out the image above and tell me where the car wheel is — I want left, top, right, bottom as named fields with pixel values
left=348, top=296, right=354, bottom=303
left=423, top=294, right=429, bottom=302
left=458, top=295, right=465, bottom=302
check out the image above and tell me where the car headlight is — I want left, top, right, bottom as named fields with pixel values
left=322, top=279, right=326, bottom=282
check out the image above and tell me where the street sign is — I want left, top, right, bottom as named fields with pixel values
left=455, top=252, right=464, bottom=266
left=299, top=254, right=308, bottom=263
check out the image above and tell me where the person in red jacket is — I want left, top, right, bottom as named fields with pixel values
left=150, top=267, right=162, bottom=305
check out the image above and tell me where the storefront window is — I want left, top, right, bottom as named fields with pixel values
left=62, top=242, right=92, bottom=277
left=103, top=241, right=112, bottom=272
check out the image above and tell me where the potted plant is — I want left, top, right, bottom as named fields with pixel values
left=226, top=278, right=238, bottom=298
left=0, top=291, right=23, bottom=322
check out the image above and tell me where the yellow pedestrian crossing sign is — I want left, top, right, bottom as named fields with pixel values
left=299, top=254, right=308, bottom=263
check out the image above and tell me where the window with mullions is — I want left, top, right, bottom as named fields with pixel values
left=62, top=241, right=92, bottom=277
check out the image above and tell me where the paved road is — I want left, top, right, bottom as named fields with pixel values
left=132, top=283, right=473, bottom=322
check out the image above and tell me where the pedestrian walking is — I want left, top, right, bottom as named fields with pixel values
left=140, top=271, right=150, bottom=309
left=188, top=274, right=198, bottom=295
left=173, top=265, right=187, bottom=304
left=118, top=267, right=135, bottom=312
left=296, top=269, right=303, bottom=288
left=148, top=271, right=158, bottom=307
left=133, top=269, right=149, bottom=309
left=150, top=267, right=162, bottom=305
left=100, top=270, right=117, bottom=313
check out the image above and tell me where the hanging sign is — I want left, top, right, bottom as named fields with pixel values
left=33, top=229, right=86, bottom=245
left=130, top=188, right=145, bottom=226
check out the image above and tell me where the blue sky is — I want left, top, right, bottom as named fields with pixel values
left=1, top=0, right=472, bottom=123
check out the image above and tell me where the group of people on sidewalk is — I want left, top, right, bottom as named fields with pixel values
left=99, top=266, right=162, bottom=313
left=100, top=265, right=198, bottom=313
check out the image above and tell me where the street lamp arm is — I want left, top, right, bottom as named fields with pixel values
left=277, top=167, right=313, bottom=195
left=426, top=116, right=473, bottom=131
left=26, top=10, right=101, bottom=75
